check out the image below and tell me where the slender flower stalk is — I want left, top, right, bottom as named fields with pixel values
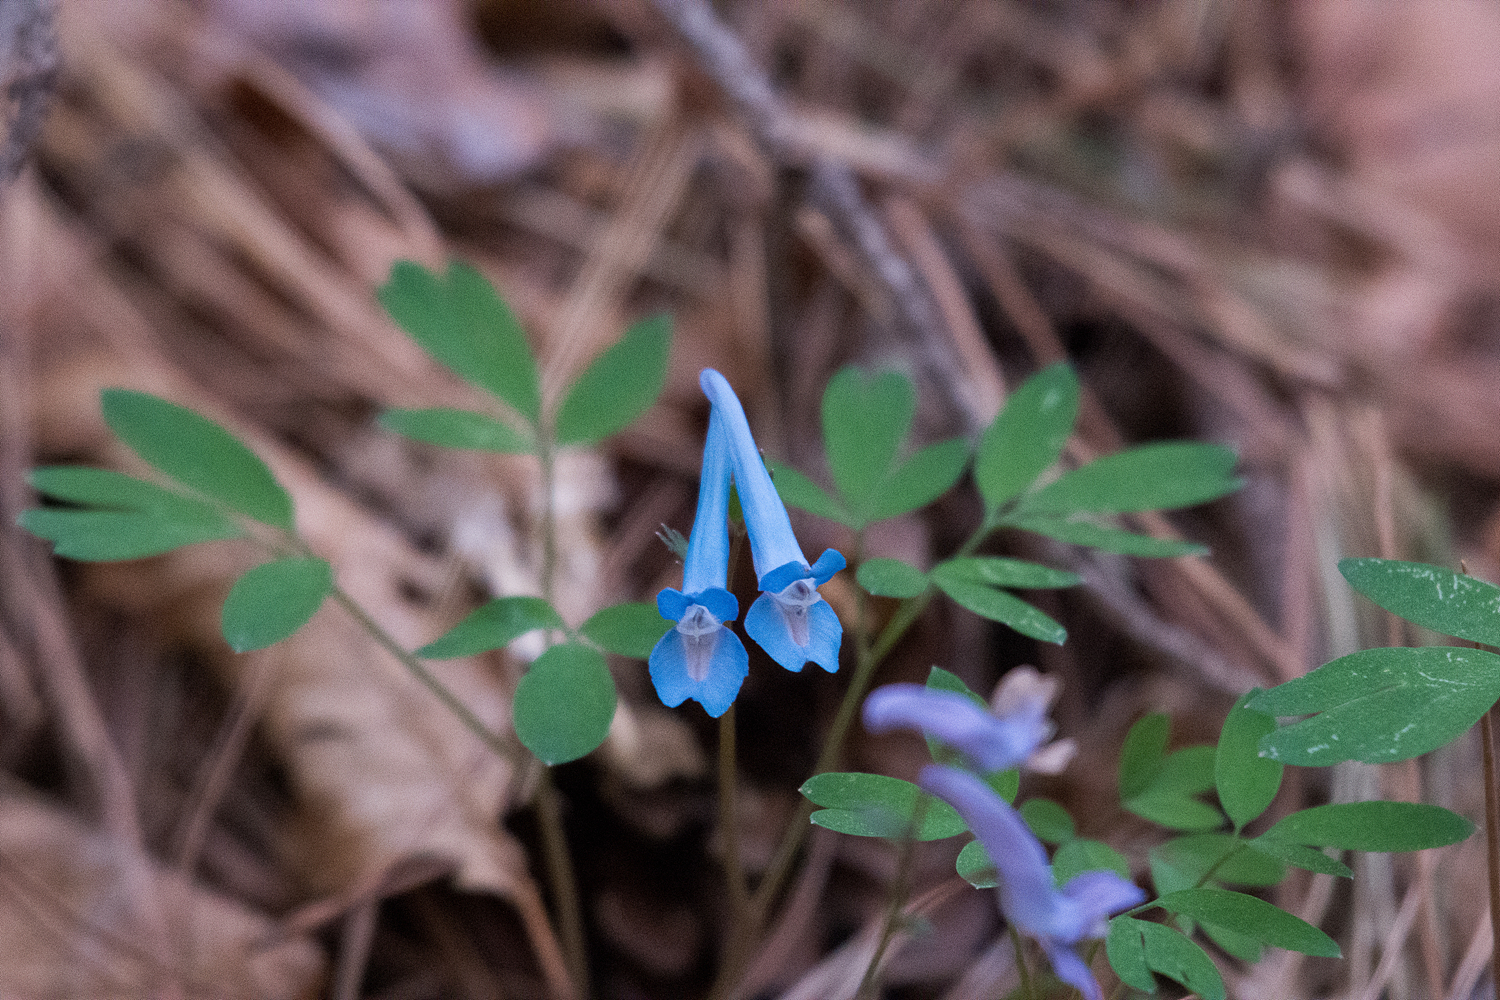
left=649, top=409, right=750, bottom=717
left=699, top=369, right=844, bottom=672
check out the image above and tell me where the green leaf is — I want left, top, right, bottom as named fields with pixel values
left=865, top=438, right=969, bottom=522
left=1201, top=920, right=1266, bottom=963
left=1105, top=917, right=1157, bottom=994
left=1216, top=692, right=1283, bottom=830
left=975, top=364, right=1079, bottom=510
left=822, top=367, right=914, bottom=511
left=1150, top=835, right=1284, bottom=893
left=1249, top=646, right=1500, bottom=765
left=513, top=644, right=616, bottom=764
left=580, top=602, right=671, bottom=658
left=101, top=390, right=294, bottom=529
left=956, top=839, right=997, bottom=888
left=1118, top=714, right=1170, bottom=800
left=554, top=314, right=672, bottom=446
left=20, top=509, right=242, bottom=561
left=856, top=558, right=928, bottom=598
left=1018, top=442, right=1241, bottom=517
left=766, top=463, right=852, bottom=525
left=417, top=597, right=563, bottom=658
left=1246, top=839, right=1352, bottom=879
left=931, top=566, right=1066, bottom=644
left=1261, top=801, right=1473, bottom=852
left=30, top=467, right=219, bottom=518
left=800, top=772, right=966, bottom=840
left=1019, top=798, right=1075, bottom=844
left=933, top=556, right=1080, bottom=590
left=1004, top=514, right=1207, bottom=557
left=1115, top=918, right=1226, bottom=1000
left=1053, top=838, right=1130, bottom=884
left=378, top=261, right=540, bottom=421
left=1340, top=557, right=1500, bottom=646
left=1156, top=888, right=1340, bottom=957
left=378, top=407, right=533, bottom=453
left=221, top=557, right=333, bottom=652
left=1127, top=792, right=1224, bottom=832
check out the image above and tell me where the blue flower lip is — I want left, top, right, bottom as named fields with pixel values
left=759, top=549, right=846, bottom=593
left=658, top=586, right=739, bottom=625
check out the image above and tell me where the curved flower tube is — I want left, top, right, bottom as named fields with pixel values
left=648, top=409, right=749, bottom=717
left=862, top=683, right=1053, bottom=773
left=699, top=368, right=844, bottom=672
left=920, top=765, right=1145, bottom=1000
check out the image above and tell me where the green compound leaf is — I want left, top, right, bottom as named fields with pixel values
left=580, top=602, right=671, bottom=659
left=102, top=389, right=294, bottom=530
left=554, top=314, right=672, bottom=447
left=1019, top=798, right=1075, bottom=845
left=1216, top=691, right=1283, bottom=830
left=378, top=261, right=540, bottom=422
left=1156, top=888, right=1340, bottom=958
left=1248, top=646, right=1500, bottom=765
left=513, top=643, right=616, bottom=765
left=856, top=558, right=928, bottom=598
left=1340, top=557, right=1500, bottom=646
left=1108, top=917, right=1225, bottom=1000
left=975, top=363, right=1079, bottom=511
left=801, top=772, right=966, bottom=841
left=1005, top=514, right=1207, bottom=558
left=24, top=467, right=242, bottom=560
left=221, top=557, right=333, bottom=653
left=1150, top=835, right=1284, bottom=896
left=933, top=556, right=1080, bottom=590
left=21, top=509, right=242, bottom=561
left=822, top=367, right=915, bottom=511
left=1126, top=744, right=1223, bottom=832
left=766, top=463, right=852, bottom=525
left=1260, top=801, right=1474, bottom=853
left=956, top=839, right=997, bottom=888
left=930, top=565, right=1066, bottom=645
left=1246, top=838, right=1352, bottom=879
left=1118, top=713, right=1170, bottom=800
left=866, top=438, right=969, bottom=523
left=417, top=597, right=564, bottom=658
left=1017, top=442, right=1241, bottom=517
left=378, top=407, right=533, bottom=454
left=1053, top=838, right=1130, bottom=885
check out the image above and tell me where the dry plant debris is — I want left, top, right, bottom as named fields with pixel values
left=2, top=0, right=1500, bottom=997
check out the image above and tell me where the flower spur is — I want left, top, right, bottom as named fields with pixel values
left=699, top=369, right=844, bottom=672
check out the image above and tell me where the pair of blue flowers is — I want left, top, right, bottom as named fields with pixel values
left=649, top=370, right=845, bottom=717
left=864, top=682, right=1145, bottom=1000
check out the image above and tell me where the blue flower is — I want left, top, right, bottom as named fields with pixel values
left=863, top=682, right=1054, bottom=773
left=920, top=765, right=1144, bottom=1000
left=699, top=369, right=844, bottom=672
left=648, top=408, right=749, bottom=717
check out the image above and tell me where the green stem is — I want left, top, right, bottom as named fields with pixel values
left=855, top=795, right=928, bottom=999
left=1011, top=925, right=1036, bottom=1000
left=1481, top=705, right=1500, bottom=1000
left=536, top=765, right=588, bottom=999
left=720, top=704, right=749, bottom=933
left=326, top=585, right=515, bottom=763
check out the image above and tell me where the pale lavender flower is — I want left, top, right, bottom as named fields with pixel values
left=862, top=676, right=1056, bottom=773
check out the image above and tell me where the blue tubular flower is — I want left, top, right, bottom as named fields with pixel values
left=648, top=409, right=750, bottom=717
left=862, top=683, right=1053, bottom=773
left=699, top=369, right=845, bottom=673
left=920, top=765, right=1145, bottom=1000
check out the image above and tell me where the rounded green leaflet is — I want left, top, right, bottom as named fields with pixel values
left=221, top=557, right=334, bottom=653
left=579, top=602, right=671, bottom=659
left=1052, top=838, right=1130, bottom=885
left=930, top=565, right=1066, bottom=645
left=1216, top=691, right=1282, bottom=830
left=975, top=363, right=1079, bottom=511
left=1018, top=797, right=1075, bottom=844
left=956, top=839, right=997, bottom=888
left=1108, top=917, right=1225, bottom=1000
left=21, top=509, right=242, bottom=561
left=378, top=261, right=541, bottom=422
left=1260, top=801, right=1473, bottom=852
left=865, top=437, right=969, bottom=523
left=101, top=389, right=295, bottom=530
left=1155, top=888, right=1340, bottom=957
left=378, top=408, right=533, bottom=454
left=800, top=771, right=966, bottom=841
left=418, top=597, right=563, bottom=659
left=1018, top=442, right=1241, bottom=517
left=1339, top=557, right=1500, bottom=647
left=553, top=315, right=672, bottom=447
left=513, top=644, right=616, bottom=765
left=856, top=558, right=927, bottom=598
left=821, top=366, right=914, bottom=513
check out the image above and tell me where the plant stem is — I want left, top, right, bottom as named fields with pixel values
left=720, top=703, right=749, bottom=934
left=535, top=764, right=588, bottom=999
left=326, top=585, right=515, bottom=762
left=855, top=796, right=928, bottom=1000
left=1480, top=705, right=1500, bottom=1000
left=1011, top=926, right=1036, bottom=1000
